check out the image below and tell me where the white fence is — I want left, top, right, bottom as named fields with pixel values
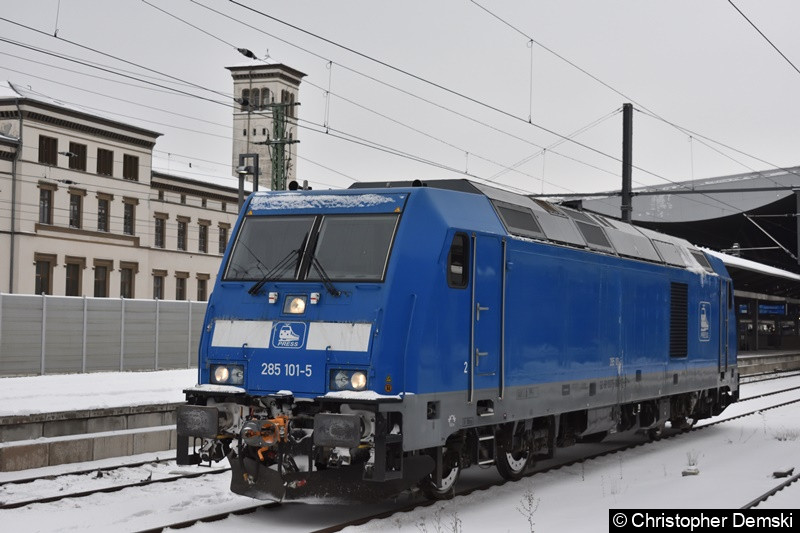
left=0, top=293, right=205, bottom=376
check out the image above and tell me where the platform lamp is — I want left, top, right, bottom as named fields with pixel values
left=236, top=153, right=259, bottom=209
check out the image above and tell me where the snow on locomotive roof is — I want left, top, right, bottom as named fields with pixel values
left=249, top=192, right=402, bottom=211
left=704, top=248, right=800, bottom=283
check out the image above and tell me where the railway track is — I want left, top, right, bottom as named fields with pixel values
left=6, top=375, right=799, bottom=531
left=0, top=459, right=228, bottom=510
left=741, top=470, right=800, bottom=509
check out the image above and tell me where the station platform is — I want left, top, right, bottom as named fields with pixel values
left=737, top=350, right=800, bottom=375
left=0, top=369, right=195, bottom=472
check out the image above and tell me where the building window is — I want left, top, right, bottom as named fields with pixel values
left=201, top=198, right=207, bottom=208
left=97, top=148, right=113, bottom=176
left=177, top=220, right=187, bottom=250
left=198, top=222, right=208, bottom=253
left=251, top=88, right=260, bottom=110
left=93, top=260, right=112, bottom=297
left=154, top=214, right=167, bottom=248
left=158, top=190, right=164, bottom=201
left=153, top=270, right=166, bottom=300
left=34, top=254, right=56, bottom=295
left=38, top=135, right=58, bottom=165
left=221, top=201, right=226, bottom=212
left=39, top=187, right=53, bottom=224
left=123, top=202, right=135, bottom=235
left=120, top=262, right=137, bottom=299
left=69, top=193, right=82, bottom=229
left=241, top=88, right=249, bottom=110
left=218, top=224, right=229, bottom=254
left=68, top=142, right=87, bottom=171
left=180, top=194, right=186, bottom=204
left=197, top=277, right=208, bottom=301
left=175, top=273, right=188, bottom=301
left=65, top=257, right=84, bottom=296
left=122, top=154, right=139, bottom=181
left=262, top=87, right=271, bottom=106
left=97, top=198, right=110, bottom=232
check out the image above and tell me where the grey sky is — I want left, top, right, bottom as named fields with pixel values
left=2, top=0, right=798, bottom=195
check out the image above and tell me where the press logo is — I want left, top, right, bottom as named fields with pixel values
left=699, top=301, right=711, bottom=342
left=272, top=322, right=307, bottom=349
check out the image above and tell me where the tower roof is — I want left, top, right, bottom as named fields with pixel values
left=226, top=63, right=306, bottom=86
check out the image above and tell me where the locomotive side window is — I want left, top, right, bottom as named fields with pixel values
left=447, top=233, right=469, bottom=288
left=492, top=200, right=545, bottom=240
left=689, top=250, right=714, bottom=273
left=224, top=215, right=315, bottom=280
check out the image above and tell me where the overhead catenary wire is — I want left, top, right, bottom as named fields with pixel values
left=6, top=2, right=792, bottom=206
left=226, top=0, right=676, bottom=183
left=0, top=23, right=731, bottom=215
left=224, top=0, right=778, bottom=217
left=727, top=0, right=800, bottom=78
left=468, top=1, right=798, bottom=193
left=135, top=1, right=626, bottom=196
left=2, top=10, right=614, bottom=194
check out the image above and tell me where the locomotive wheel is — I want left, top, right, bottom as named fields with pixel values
left=495, top=446, right=530, bottom=481
left=420, top=453, right=461, bottom=500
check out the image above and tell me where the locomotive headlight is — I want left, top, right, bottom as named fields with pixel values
left=330, top=369, right=369, bottom=391
left=333, top=371, right=350, bottom=389
left=284, top=295, right=307, bottom=315
left=214, top=366, right=229, bottom=383
left=210, top=364, right=244, bottom=385
left=350, top=371, right=367, bottom=390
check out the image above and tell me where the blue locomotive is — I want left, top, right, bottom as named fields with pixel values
left=177, top=179, right=738, bottom=501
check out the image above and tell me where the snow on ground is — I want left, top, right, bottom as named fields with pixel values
left=0, top=372, right=798, bottom=532
left=341, top=383, right=800, bottom=533
left=0, top=369, right=197, bottom=416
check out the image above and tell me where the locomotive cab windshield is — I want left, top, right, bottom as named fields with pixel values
left=225, top=212, right=399, bottom=284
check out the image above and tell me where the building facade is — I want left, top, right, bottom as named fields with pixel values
left=0, top=82, right=240, bottom=300
left=227, top=63, right=305, bottom=190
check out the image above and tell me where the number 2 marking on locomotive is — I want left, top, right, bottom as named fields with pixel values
left=464, top=361, right=468, bottom=373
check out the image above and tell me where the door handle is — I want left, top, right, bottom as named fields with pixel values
left=476, top=303, right=489, bottom=320
left=475, top=348, right=488, bottom=366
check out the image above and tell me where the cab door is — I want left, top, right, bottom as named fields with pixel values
left=468, top=233, right=505, bottom=402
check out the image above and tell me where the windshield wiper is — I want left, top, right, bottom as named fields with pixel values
left=248, top=248, right=301, bottom=295
left=307, top=254, right=341, bottom=297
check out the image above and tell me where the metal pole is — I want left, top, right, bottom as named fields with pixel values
left=41, top=293, right=46, bottom=375
left=82, top=295, right=87, bottom=373
left=9, top=98, right=23, bottom=293
left=795, top=189, right=800, bottom=266
left=621, top=103, right=633, bottom=223
left=155, top=298, right=160, bottom=370
left=187, top=299, right=192, bottom=368
left=120, top=297, right=125, bottom=372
